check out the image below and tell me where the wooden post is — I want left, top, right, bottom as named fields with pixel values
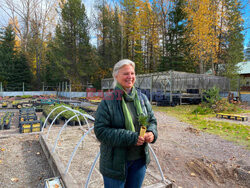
left=0, top=82, right=2, bottom=97
left=23, top=82, right=24, bottom=96
left=170, top=72, right=173, bottom=104
left=238, top=77, right=241, bottom=101
left=43, top=82, right=45, bottom=95
left=150, top=75, right=153, bottom=105
left=69, top=81, right=71, bottom=101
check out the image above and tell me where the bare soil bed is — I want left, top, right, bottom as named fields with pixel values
left=0, top=134, right=53, bottom=188
left=0, top=107, right=249, bottom=188
left=0, top=109, right=53, bottom=188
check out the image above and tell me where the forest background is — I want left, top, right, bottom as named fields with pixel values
left=0, top=0, right=249, bottom=91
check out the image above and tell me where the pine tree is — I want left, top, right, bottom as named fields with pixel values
left=55, top=0, right=94, bottom=86
left=96, top=1, right=122, bottom=79
left=0, top=25, right=32, bottom=91
left=0, top=25, right=15, bottom=90
left=222, top=0, right=244, bottom=77
left=42, top=40, right=65, bottom=88
left=159, top=0, right=191, bottom=72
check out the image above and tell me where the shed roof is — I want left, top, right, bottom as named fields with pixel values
left=237, top=61, right=250, bottom=74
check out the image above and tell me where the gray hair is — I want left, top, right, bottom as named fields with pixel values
left=112, top=59, right=135, bottom=88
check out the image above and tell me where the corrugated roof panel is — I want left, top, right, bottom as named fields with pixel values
left=238, top=61, right=250, bottom=74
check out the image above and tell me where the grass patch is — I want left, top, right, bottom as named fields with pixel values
left=153, top=105, right=250, bottom=149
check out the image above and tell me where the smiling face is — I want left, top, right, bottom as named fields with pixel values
left=115, top=64, right=135, bottom=91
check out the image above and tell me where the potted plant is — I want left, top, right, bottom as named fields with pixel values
left=0, top=116, right=4, bottom=130
left=138, top=114, right=149, bottom=137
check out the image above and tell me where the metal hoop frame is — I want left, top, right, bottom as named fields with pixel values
left=41, top=105, right=166, bottom=188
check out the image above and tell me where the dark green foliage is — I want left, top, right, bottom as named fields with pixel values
left=53, top=0, right=96, bottom=85
left=96, top=2, right=122, bottom=79
left=220, top=0, right=244, bottom=78
left=194, top=86, right=241, bottom=114
left=192, top=105, right=213, bottom=115
left=159, top=0, right=191, bottom=72
left=138, top=114, right=148, bottom=126
left=0, top=25, right=32, bottom=91
left=42, top=40, right=66, bottom=88
left=203, top=86, right=221, bottom=107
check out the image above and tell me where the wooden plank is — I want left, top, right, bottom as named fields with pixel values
left=216, top=113, right=248, bottom=121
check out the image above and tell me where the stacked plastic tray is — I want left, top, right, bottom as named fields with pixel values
left=19, top=108, right=42, bottom=133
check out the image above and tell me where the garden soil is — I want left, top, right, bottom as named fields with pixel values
left=0, top=109, right=53, bottom=188
left=0, top=108, right=249, bottom=188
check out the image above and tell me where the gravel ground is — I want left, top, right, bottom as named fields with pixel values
left=152, top=111, right=250, bottom=188
left=0, top=107, right=249, bottom=188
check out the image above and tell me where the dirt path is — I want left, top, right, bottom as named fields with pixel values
left=0, top=108, right=249, bottom=188
left=151, top=111, right=250, bottom=188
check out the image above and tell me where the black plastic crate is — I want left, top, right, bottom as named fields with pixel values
left=19, top=120, right=42, bottom=133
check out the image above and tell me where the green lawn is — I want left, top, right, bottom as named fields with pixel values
left=153, top=105, right=250, bottom=149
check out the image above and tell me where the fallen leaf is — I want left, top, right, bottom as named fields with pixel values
left=190, top=173, right=196, bottom=177
left=36, top=152, right=40, bottom=155
left=0, top=148, right=5, bottom=151
left=11, top=178, right=19, bottom=182
left=0, top=160, right=2, bottom=164
left=55, top=184, right=59, bottom=188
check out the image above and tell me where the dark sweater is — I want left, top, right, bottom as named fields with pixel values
left=125, top=97, right=145, bottom=161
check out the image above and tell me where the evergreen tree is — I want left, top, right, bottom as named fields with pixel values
left=55, top=0, right=94, bottom=86
left=42, top=40, right=65, bottom=88
left=0, top=25, right=15, bottom=90
left=159, top=0, right=191, bottom=72
left=0, top=25, right=32, bottom=91
left=222, top=0, right=244, bottom=77
left=96, top=2, right=122, bottom=78
left=8, top=53, right=33, bottom=91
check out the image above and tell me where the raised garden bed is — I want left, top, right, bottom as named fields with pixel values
left=42, top=104, right=87, bottom=126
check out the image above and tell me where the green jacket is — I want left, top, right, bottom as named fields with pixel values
left=94, top=88, right=158, bottom=181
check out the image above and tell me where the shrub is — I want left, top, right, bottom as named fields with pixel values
left=192, top=104, right=213, bottom=115
left=213, top=98, right=241, bottom=113
left=193, top=98, right=241, bottom=114
left=22, top=95, right=32, bottom=98
left=202, top=86, right=221, bottom=107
